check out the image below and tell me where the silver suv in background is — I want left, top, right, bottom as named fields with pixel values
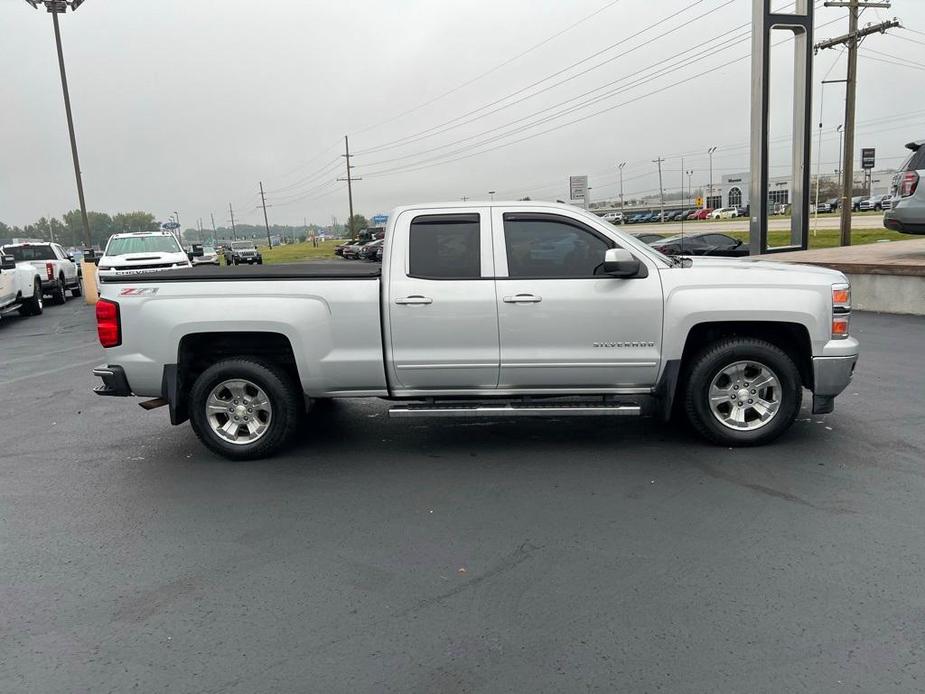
left=884, top=140, right=925, bottom=235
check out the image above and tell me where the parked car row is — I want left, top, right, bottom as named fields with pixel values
left=337, top=238, right=384, bottom=262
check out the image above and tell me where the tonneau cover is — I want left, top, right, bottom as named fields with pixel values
left=100, top=262, right=381, bottom=283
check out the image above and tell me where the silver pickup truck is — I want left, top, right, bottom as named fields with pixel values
left=93, top=201, right=858, bottom=460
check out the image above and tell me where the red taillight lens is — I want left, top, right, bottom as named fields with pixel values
left=96, top=299, right=121, bottom=348
left=46, top=262, right=54, bottom=280
left=900, top=171, right=919, bottom=197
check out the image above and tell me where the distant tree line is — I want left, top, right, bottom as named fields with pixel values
left=0, top=210, right=158, bottom=249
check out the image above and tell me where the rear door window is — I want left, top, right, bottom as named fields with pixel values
left=408, top=214, right=481, bottom=279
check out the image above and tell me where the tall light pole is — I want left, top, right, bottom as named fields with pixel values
left=707, top=146, right=717, bottom=209
left=686, top=170, right=694, bottom=208
left=25, top=0, right=92, bottom=247
left=618, top=162, right=627, bottom=222
left=488, top=190, right=495, bottom=202
left=836, top=124, right=845, bottom=180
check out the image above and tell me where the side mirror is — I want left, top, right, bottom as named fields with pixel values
left=602, top=248, right=644, bottom=278
left=67, top=254, right=75, bottom=262
left=0, top=255, right=15, bottom=271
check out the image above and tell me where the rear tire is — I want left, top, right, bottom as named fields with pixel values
left=189, top=358, right=302, bottom=460
left=52, top=277, right=67, bottom=304
left=70, top=281, right=82, bottom=298
left=684, top=337, right=801, bottom=446
left=18, top=279, right=44, bottom=316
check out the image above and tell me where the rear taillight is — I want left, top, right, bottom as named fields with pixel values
left=900, top=170, right=919, bottom=197
left=96, top=298, right=121, bottom=348
left=46, top=262, right=54, bottom=281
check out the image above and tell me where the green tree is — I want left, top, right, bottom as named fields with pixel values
left=113, top=211, right=158, bottom=233
left=347, top=214, right=368, bottom=236
left=63, top=210, right=116, bottom=248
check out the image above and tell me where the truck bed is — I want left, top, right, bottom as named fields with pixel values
left=100, top=262, right=381, bottom=283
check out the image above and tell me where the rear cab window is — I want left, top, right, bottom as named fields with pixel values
left=408, top=214, right=481, bottom=279
left=4, top=245, right=56, bottom=261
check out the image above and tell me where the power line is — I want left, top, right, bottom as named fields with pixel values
left=360, top=9, right=752, bottom=168
left=354, top=0, right=733, bottom=156
left=860, top=45, right=925, bottom=69
left=350, top=0, right=629, bottom=137
left=860, top=52, right=925, bottom=71
left=356, top=11, right=841, bottom=178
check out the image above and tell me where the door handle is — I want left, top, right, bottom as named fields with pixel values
left=503, top=293, right=542, bottom=304
left=395, top=295, right=434, bottom=305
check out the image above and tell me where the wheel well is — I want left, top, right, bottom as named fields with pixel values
left=680, top=321, right=813, bottom=389
left=174, top=332, right=300, bottom=422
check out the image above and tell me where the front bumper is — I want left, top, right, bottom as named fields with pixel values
left=811, top=354, right=858, bottom=414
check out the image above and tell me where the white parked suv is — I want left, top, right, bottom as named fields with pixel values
left=0, top=242, right=80, bottom=303
left=96, top=232, right=191, bottom=292
left=710, top=207, right=739, bottom=219
left=601, top=211, right=624, bottom=224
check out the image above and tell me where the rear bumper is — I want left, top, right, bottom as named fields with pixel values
left=811, top=354, right=858, bottom=414
left=92, top=365, right=133, bottom=396
left=884, top=205, right=925, bottom=234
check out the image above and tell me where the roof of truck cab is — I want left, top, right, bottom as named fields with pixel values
left=389, top=200, right=582, bottom=215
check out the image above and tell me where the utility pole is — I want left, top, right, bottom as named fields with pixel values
left=707, top=146, right=717, bottom=209
left=461, top=195, right=469, bottom=201
left=618, top=162, right=627, bottom=222
left=173, top=210, right=182, bottom=246
left=228, top=202, right=237, bottom=240
left=23, top=1, right=92, bottom=248
left=815, top=79, right=848, bottom=235
left=653, top=157, right=665, bottom=222
left=816, top=5, right=899, bottom=245
left=210, top=212, right=217, bottom=243
left=258, top=181, right=273, bottom=248
left=337, top=135, right=362, bottom=237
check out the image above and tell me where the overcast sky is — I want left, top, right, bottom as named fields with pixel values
left=2, top=0, right=922, bottom=229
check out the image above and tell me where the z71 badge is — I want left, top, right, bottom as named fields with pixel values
left=119, top=287, right=159, bottom=296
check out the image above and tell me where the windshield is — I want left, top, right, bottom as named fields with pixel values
left=3, top=245, right=56, bottom=261
left=232, top=242, right=256, bottom=249
left=106, top=236, right=181, bottom=256
left=202, top=246, right=215, bottom=253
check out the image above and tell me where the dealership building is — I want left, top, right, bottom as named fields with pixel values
left=703, top=169, right=897, bottom=210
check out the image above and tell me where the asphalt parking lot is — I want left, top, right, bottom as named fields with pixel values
left=2, top=301, right=924, bottom=693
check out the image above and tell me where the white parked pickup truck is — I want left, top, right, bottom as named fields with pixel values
left=95, top=231, right=191, bottom=292
left=92, top=201, right=859, bottom=460
left=1, top=242, right=81, bottom=303
left=0, top=251, right=44, bottom=319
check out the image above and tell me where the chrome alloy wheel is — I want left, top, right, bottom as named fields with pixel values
left=708, top=360, right=782, bottom=431
left=205, top=379, right=272, bottom=445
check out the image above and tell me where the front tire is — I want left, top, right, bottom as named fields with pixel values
left=684, top=338, right=801, bottom=446
left=189, top=358, right=302, bottom=460
left=70, top=281, right=82, bottom=297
